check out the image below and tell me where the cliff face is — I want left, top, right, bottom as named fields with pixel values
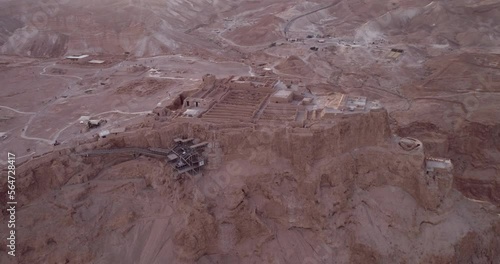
left=1, top=110, right=499, bottom=264
left=398, top=122, right=500, bottom=207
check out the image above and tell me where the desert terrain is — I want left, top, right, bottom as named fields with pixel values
left=0, top=0, right=499, bottom=263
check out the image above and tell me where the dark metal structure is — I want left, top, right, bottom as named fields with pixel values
left=78, top=136, right=209, bottom=178
left=164, top=138, right=208, bottom=175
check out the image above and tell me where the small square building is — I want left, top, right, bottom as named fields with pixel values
left=271, top=90, right=293, bottom=103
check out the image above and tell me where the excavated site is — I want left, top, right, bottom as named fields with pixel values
left=1, top=0, right=500, bottom=263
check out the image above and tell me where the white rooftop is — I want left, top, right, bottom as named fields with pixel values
left=183, top=108, right=203, bottom=117
left=110, top=127, right=126, bottom=134
left=273, top=90, right=293, bottom=98
left=98, top=130, right=110, bottom=138
left=89, top=60, right=105, bottom=64
left=66, top=55, right=89, bottom=59
left=426, top=158, right=453, bottom=172
left=88, top=119, right=102, bottom=125
left=78, top=116, right=91, bottom=122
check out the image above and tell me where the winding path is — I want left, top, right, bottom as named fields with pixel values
left=0, top=105, right=36, bottom=115
left=283, top=1, right=342, bottom=37
left=14, top=109, right=152, bottom=146
left=40, top=63, right=83, bottom=81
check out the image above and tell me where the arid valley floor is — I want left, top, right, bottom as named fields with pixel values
left=1, top=0, right=500, bottom=263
